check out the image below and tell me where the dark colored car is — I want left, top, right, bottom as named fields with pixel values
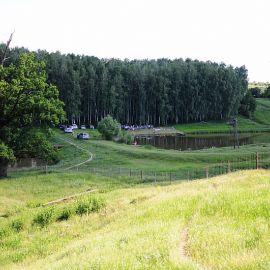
left=77, top=133, right=90, bottom=140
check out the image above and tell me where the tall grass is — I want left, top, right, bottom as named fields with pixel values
left=0, top=170, right=269, bottom=269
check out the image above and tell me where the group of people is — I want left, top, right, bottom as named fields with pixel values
left=121, top=124, right=154, bottom=131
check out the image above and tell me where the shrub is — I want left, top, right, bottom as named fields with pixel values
left=239, top=91, right=256, bottom=118
left=116, top=130, right=134, bottom=145
left=56, top=208, right=72, bottom=221
left=11, top=219, right=24, bottom=232
left=32, top=208, right=54, bottom=228
left=75, top=196, right=105, bottom=216
left=97, top=115, right=120, bottom=140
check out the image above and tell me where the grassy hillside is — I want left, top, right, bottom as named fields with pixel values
left=0, top=170, right=269, bottom=269
left=253, top=98, right=270, bottom=125
left=175, top=98, right=270, bottom=134
left=47, top=130, right=270, bottom=179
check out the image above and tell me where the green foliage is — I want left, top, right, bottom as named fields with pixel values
left=0, top=142, right=15, bottom=163
left=56, top=208, right=72, bottom=221
left=3, top=47, right=248, bottom=126
left=250, top=87, right=262, bottom=98
left=239, top=91, right=256, bottom=117
left=0, top=53, right=65, bottom=175
left=263, top=86, right=270, bottom=98
left=10, top=219, right=24, bottom=232
left=14, top=129, right=60, bottom=164
left=32, top=208, right=54, bottom=228
left=97, top=115, right=120, bottom=140
left=75, top=196, right=105, bottom=216
left=115, top=130, right=134, bottom=145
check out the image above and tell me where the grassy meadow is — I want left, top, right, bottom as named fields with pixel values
left=0, top=170, right=269, bottom=269
left=1, top=98, right=269, bottom=269
left=49, top=130, right=270, bottom=178
left=174, top=98, right=270, bottom=134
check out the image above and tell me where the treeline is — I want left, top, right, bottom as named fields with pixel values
left=250, top=85, right=270, bottom=98
left=1, top=45, right=249, bottom=125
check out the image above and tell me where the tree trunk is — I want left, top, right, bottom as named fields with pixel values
left=0, top=159, right=8, bottom=178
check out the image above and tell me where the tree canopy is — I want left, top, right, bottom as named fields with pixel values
left=1, top=46, right=250, bottom=126
left=0, top=53, right=65, bottom=177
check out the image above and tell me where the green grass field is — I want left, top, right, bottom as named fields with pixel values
left=174, top=98, right=270, bottom=134
left=1, top=98, right=269, bottom=269
left=0, top=169, right=269, bottom=269
left=48, top=130, right=270, bottom=179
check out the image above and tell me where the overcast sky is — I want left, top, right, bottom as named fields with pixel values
left=1, top=0, right=270, bottom=82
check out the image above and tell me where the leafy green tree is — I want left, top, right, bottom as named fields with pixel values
left=97, top=115, right=120, bottom=140
left=239, top=91, right=256, bottom=117
left=250, top=87, right=262, bottom=98
left=263, top=86, right=270, bottom=98
left=0, top=53, right=65, bottom=177
left=2, top=45, right=249, bottom=126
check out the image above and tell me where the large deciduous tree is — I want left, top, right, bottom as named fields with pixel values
left=0, top=53, right=65, bottom=177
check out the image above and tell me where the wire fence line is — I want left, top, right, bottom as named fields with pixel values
left=8, top=152, right=270, bottom=184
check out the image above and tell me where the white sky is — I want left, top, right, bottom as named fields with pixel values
left=1, top=0, right=270, bottom=82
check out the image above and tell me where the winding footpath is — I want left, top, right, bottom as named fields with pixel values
left=179, top=208, right=209, bottom=270
left=57, top=136, right=93, bottom=170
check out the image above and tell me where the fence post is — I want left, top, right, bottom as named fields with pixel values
left=129, top=169, right=132, bottom=177
left=205, top=166, right=209, bottom=179
left=227, top=161, right=231, bottom=173
left=45, top=164, right=47, bottom=174
left=140, top=170, right=143, bottom=180
left=170, top=172, right=172, bottom=184
left=256, top=152, right=259, bottom=169
left=154, top=172, right=157, bottom=185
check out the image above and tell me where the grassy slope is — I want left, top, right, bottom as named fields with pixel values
left=175, top=98, right=270, bottom=134
left=253, top=98, right=270, bottom=125
left=51, top=130, right=270, bottom=175
left=0, top=170, right=269, bottom=269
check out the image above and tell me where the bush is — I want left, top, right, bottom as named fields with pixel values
left=116, top=130, right=134, bottom=145
left=263, top=86, right=270, bottom=98
left=11, top=219, right=24, bottom=232
left=56, top=208, right=72, bottom=221
left=97, top=115, right=121, bottom=140
left=32, top=208, right=54, bottom=228
left=239, top=91, right=256, bottom=118
left=75, top=196, right=105, bottom=216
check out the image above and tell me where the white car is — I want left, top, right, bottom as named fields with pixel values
left=64, top=127, right=73, bottom=133
left=71, top=124, right=78, bottom=129
left=80, top=125, right=86, bottom=129
left=77, top=133, right=90, bottom=140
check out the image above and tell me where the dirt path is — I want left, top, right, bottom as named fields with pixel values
left=179, top=200, right=209, bottom=270
left=179, top=221, right=208, bottom=270
left=57, top=137, right=93, bottom=170
left=179, top=225, right=190, bottom=260
left=43, top=188, right=98, bottom=206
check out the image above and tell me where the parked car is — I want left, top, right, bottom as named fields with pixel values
left=58, top=124, right=67, bottom=130
left=71, top=124, right=78, bottom=129
left=77, top=133, right=90, bottom=140
left=64, top=127, right=73, bottom=133
left=86, top=124, right=95, bottom=129
left=80, top=125, right=86, bottom=129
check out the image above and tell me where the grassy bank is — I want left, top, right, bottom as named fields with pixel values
left=49, top=130, right=270, bottom=176
left=0, top=170, right=269, bottom=269
left=174, top=98, right=270, bottom=134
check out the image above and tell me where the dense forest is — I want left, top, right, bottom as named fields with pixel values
left=0, top=45, right=249, bottom=125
